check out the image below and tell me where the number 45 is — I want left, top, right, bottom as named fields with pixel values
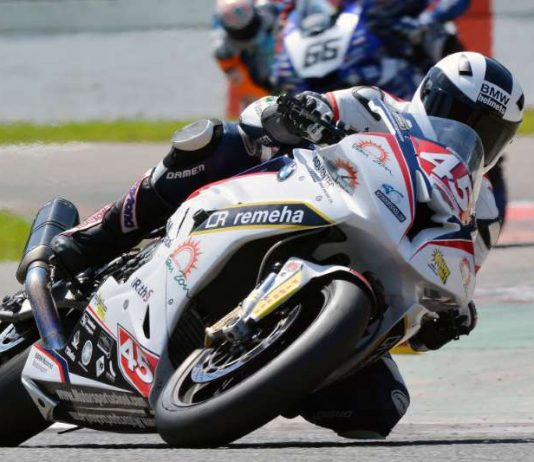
left=120, top=337, right=153, bottom=384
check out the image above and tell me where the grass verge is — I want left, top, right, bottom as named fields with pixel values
left=519, top=110, right=534, bottom=135
left=0, top=120, right=191, bottom=144
left=0, top=110, right=533, bottom=145
left=0, top=211, right=29, bottom=262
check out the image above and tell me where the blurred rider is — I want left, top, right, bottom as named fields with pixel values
left=272, top=0, right=420, bottom=99
left=212, top=0, right=278, bottom=115
left=363, top=0, right=470, bottom=72
left=51, top=52, right=523, bottom=439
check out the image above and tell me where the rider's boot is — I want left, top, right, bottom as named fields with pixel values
left=50, top=171, right=173, bottom=275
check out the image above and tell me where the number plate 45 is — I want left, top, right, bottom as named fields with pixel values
left=418, top=148, right=474, bottom=224
left=118, top=326, right=159, bottom=397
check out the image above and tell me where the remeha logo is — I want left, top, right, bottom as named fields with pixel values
left=478, top=82, right=510, bottom=115
left=193, top=203, right=331, bottom=233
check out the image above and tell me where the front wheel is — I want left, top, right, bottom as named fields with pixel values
left=156, top=277, right=372, bottom=447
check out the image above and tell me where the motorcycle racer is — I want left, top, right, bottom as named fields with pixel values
left=212, top=0, right=278, bottom=114
left=271, top=0, right=421, bottom=99
left=49, top=52, right=523, bottom=438
left=364, top=0, right=470, bottom=71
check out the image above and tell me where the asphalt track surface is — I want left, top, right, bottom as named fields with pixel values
left=1, top=139, right=534, bottom=460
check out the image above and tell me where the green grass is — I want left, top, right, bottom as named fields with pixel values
left=519, top=110, right=534, bottom=135
left=0, top=120, right=191, bottom=144
left=0, top=211, right=30, bottom=262
left=0, top=109, right=532, bottom=144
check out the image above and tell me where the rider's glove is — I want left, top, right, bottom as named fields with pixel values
left=410, top=301, right=478, bottom=351
left=283, top=91, right=335, bottom=144
left=261, top=91, right=336, bottom=146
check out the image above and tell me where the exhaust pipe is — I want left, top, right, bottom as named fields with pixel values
left=17, top=198, right=79, bottom=350
left=25, top=263, right=65, bottom=350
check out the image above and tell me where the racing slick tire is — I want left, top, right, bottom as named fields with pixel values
left=0, top=344, right=51, bottom=446
left=156, top=277, right=372, bottom=447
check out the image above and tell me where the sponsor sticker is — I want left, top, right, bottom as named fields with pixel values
left=131, top=278, right=154, bottom=303
left=81, top=340, right=93, bottom=366
left=193, top=202, right=332, bottom=234
left=299, top=153, right=335, bottom=203
left=375, top=188, right=407, bottom=223
left=381, top=184, right=404, bottom=204
left=71, top=330, right=81, bottom=350
left=97, top=330, right=114, bottom=358
left=353, top=140, right=393, bottom=175
left=67, top=410, right=155, bottom=430
left=33, top=350, right=55, bottom=373
left=64, top=345, right=76, bottom=362
left=80, top=312, right=97, bottom=335
left=428, top=249, right=451, bottom=284
left=166, top=164, right=205, bottom=180
left=120, top=173, right=149, bottom=233
left=94, top=294, right=107, bottom=321
left=477, top=82, right=510, bottom=116
left=96, top=355, right=105, bottom=377
left=327, top=159, right=359, bottom=194
left=168, top=238, right=202, bottom=291
left=55, top=387, right=147, bottom=408
left=118, top=326, right=159, bottom=397
left=251, top=271, right=303, bottom=321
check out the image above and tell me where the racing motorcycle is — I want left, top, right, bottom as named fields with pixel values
left=0, top=96, right=482, bottom=447
left=272, top=0, right=421, bottom=98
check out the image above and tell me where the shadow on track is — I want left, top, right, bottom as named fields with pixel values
left=23, top=438, right=534, bottom=450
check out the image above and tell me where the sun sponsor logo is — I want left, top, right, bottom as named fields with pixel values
left=428, top=249, right=451, bottom=284
left=353, top=139, right=393, bottom=175
left=327, top=158, right=359, bottom=194
left=168, top=238, right=202, bottom=291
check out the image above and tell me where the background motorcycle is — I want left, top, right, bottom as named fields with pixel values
left=272, top=0, right=421, bottom=99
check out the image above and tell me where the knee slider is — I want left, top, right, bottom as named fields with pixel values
left=163, top=119, right=224, bottom=170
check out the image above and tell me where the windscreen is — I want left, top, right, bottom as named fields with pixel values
left=296, top=0, right=337, bottom=35
left=405, top=114, right=485, bottom=200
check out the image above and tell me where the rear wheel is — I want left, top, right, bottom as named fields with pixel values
left=0, top=323, right=50, bottom=446
left=156, top=277, right=372, bottom=447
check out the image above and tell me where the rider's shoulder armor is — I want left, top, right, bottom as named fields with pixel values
left=239, top=95, right=279, bottom=139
